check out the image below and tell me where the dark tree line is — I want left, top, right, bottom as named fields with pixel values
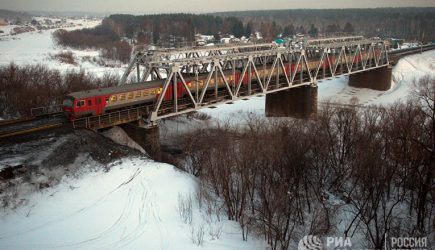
left=53, top=8, right=434, bottom=61
left=52, top=25, right=132, bottom=63
left=175, top=76, right=434, bottom=249
left=215, top=8, right=435, bottom=42
left=0, top=64, right=119, bottom=118
left=106, top=14, right=246, bottom=43
left=52, top=14, right=249, bottom=62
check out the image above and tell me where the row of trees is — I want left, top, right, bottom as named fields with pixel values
left=52, top=8, right=433, bottom=64
left=92, top=14, right=356, bottom=43
left=52, top=26, right=132, bottom=63
left=248, top=21, right=354, bottom=39
left=52, top=14, right=247, bottom=61
left=217, top=8, right=435, bottom=42
left=175, top=76, right=434, bottom=249
left=0, top=64, right=119, bottom=118
left=105, top=14, right=246, bottom=43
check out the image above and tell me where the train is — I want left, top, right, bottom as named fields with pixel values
left=62, top=51, right=374, bottom=121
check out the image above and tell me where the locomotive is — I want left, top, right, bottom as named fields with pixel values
left=62, top=51, right=370, bottom=120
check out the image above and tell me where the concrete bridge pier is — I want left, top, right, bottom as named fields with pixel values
left=348, top=66, right=392, bottom=91
left=120, top=121, right=161, bottom=161
left=265, top=85, right=318, bottom=119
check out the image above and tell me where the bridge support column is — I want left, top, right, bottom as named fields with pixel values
left=349, top=66, right=392, bottom=91
left=120, top=122, right=161, bottom=161
left=265, top=85, right=317, bottom=119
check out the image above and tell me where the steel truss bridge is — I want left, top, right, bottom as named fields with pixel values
left=4, top=39, right=435, bottom=139
left=72, top=36, right=390, bottom=129
left=130, top=37, right=387, bottom=118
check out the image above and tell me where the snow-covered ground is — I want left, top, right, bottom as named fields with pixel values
left=0, top=157, right=265, bottom=250
left=0, top=17, right=126, bottom=77
left=0, top=128, right=267, bottom=250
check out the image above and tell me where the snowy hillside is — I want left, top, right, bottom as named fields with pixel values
left=0, top=158, right=266, bottom=249
left=0, top=128, right=267, bottom=250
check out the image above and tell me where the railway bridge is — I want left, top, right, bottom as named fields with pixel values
left=114, top=36, right=391, bottom=123
left=1, top=37, right=434, bottom=158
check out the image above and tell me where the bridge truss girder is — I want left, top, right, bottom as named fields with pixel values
left=120, top=43, right=278, bottom=83
left=145, top=41, right=388, bottom=123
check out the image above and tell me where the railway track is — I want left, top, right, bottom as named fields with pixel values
left=0, top=116, right=37, bottom=128
left=388, top=44, right=435, bottom=65
left=0, top=122, right=65, bottom=139
left=0, top=112, right=66, bottom=139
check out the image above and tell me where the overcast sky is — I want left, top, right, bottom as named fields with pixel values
left=1, top=0, right=434, bottom=13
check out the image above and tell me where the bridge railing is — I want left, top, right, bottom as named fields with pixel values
left=31, top=104, right=63, bottom=117
left=72, top=105, right=151, bottom=130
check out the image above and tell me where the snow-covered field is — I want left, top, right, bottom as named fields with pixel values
left=0, top=17, right=126, bottom=77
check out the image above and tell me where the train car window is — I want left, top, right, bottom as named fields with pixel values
left=128, top=92, right=134, bottom=99
left=135, top=91, right=141, bottom=98
left=110, top=95, right=117, bottom=102
left=76, top=100, right=85, bottom=107
left=63, top=98, right=73, bottom=107
left=96, top=98, right=101, bottom=105
left=119, top=94, right=126, bottom=101
left=88, top=100, right=92, bottom=106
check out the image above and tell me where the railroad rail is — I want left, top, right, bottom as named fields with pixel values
left=0, top=105, right=66, bottom=139
left=388, top=44, right=435, bottom=65
left=0, top=122, right=64, bottom=139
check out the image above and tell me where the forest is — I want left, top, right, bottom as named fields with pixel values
left=215, top=8, right=435, bottom=42
left=52, top=8, right=434, bottom=63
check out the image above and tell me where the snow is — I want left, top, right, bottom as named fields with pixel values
left=0, top=157, right=266, bottom=249
left=102, top=126, right=147, bottom=155
left=0, top=18, right=126, bottom=77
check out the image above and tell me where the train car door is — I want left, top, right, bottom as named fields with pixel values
left=95, top=97, right=103, bottom=115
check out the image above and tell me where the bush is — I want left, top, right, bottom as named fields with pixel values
left=50, top=51, right=76, bottom=65
left=0, top=64, right=119, bottom=118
